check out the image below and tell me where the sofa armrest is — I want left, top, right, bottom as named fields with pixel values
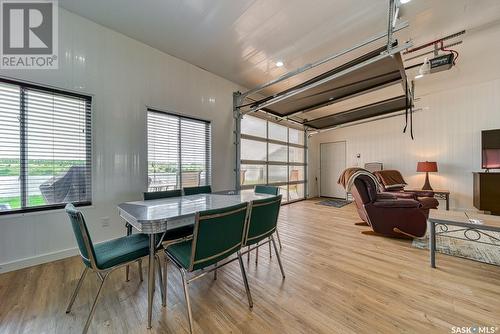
left=377, top=192, right=397, bottom=200
left=403, top=190, right=434, bottom=198
left=417, top=196, right=439, bottom=209
left=391, top=192, right=417, bottom=200
left=373, top=199, right=421, bottom=208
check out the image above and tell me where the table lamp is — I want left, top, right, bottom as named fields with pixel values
left=417, top=161, right=438, bottom=191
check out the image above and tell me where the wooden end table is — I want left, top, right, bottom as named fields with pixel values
left=405, top=188, right=450, bottom=210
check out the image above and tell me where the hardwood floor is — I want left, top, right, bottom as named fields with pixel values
left=1, top=200, right=499, bottom=333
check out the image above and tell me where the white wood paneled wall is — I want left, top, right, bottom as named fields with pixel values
left=308, top=78, right=500, bottom=210
left=0, top=8, right=241, bottom=273
left=308, top=20, right=500, bottom=211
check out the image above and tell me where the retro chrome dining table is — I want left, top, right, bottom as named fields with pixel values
left=117, top=190, right=273, bottom=329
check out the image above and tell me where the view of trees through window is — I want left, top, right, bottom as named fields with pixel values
left=147, top=109, right=211, bottom=191
left=0, top=80, right=92, bottom=214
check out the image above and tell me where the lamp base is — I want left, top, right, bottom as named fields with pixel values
left=421, top=172, right=433, bottom=191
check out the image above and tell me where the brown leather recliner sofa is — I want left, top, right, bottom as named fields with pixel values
left=350, top=174, right=428, bottom=238
left=373, top=170, right=439, bottom=211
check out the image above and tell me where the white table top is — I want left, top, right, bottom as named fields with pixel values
left=118, top=192, right=274, bottom=233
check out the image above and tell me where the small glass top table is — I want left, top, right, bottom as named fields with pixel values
left=117, top=191, right=273, bottom=329
left=428, top=210, right=500, bottom=268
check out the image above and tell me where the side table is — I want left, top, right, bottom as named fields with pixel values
left=405, top=188, right=450, bottom=210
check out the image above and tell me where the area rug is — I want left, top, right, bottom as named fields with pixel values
left=316, top=198, right=352, bottom=208
left=412, top=227, right=500, bottom=266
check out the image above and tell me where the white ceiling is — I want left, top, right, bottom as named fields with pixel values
left=60, top=0, right=500, bottom=96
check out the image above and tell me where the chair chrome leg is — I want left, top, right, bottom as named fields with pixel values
left=271, top=235, right=285, bottom=279
left=237, top=251, right=253, bottom=309
left=214, top=263, right=217, bottom=280
left=138, top=259, right=143, bottom=282
left=247, top=246, right=250, bottom=263
left=268, top=238, right=272, bottom=258
left=66, top=267, right=89, bottom=313
left=82, top=272, right=109, bottom=334
left=255, top=242, right=259, bottom=265
left=125, top=223, right=132, bottom=281
left=156, top=254, right=165, bottom=305
left=181, top=270, right=194, bottom=334
left=162, top=253, right=168, bottom=307
left=275, top=228, right=283, bottom=249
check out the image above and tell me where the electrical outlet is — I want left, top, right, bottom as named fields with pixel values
left=100, top=217, right=110, bottom=227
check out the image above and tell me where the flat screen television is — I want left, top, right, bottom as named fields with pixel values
left=482, top=129, right=500, bottom=169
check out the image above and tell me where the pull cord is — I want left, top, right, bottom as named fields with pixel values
left=403, top=80, right=414, bottom=140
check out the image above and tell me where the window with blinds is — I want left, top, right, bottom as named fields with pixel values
left=0, top=78, right=92, bottom=215
left=147, top=109, right=211, bottom=192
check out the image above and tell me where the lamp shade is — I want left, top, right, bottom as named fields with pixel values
left=417, top=161, right=438, bottom=173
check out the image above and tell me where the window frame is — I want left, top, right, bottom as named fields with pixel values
left=0, top=77, right=93, bottom=216
left=146, top=107, right=212, bottom=192
left=239, top=114, right=307, bottom=203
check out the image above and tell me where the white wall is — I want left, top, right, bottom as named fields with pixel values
left=0, top=9, right=240, bottom=272
left=308, top=21, right=500, bottom=211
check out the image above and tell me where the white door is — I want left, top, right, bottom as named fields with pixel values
left=320, top=141, right=346, bottom=198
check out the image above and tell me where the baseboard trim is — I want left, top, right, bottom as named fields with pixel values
left=0, top=247, right=81, bottom=274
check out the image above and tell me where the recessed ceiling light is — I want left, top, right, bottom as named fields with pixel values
left=400, top=0, right=411, bottom=4
left=276, top=60, right=284, bottom=67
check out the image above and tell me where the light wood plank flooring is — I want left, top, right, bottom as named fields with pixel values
left=1, top=200, right=499, bottom=333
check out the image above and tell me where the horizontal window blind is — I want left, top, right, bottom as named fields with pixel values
left=0, top=83, right=21, bottom=212
left=147, top=109, right=211, bottom=192
left=0, top=78, right=92, bottom=215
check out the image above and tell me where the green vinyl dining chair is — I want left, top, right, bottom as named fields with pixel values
left=244, top=195, right=285, bottom=278
left=163, top=202, right=252, bottom=334
left=144, top=189, right=182, bottom=200
left=253, top=185, right=282, bottom=263
left=183, top=185, right=212, bottom=196
left=142, top=189, right=194, bottom=307
left=65, top=204, right=150, bottom=334
left=254, top=185, right=279, bottom=196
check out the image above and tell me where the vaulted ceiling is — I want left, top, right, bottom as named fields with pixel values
left=60, top=0, right=500, bottom=96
